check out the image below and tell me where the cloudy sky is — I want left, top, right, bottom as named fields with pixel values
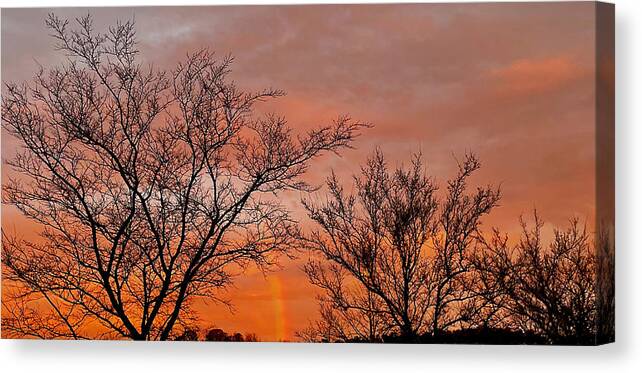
left=1, top=3, right=599, bottom=341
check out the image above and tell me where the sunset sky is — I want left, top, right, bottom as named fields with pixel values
left=1, top=3, right=600, bottom=341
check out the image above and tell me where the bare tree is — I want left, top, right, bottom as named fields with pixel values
left=477, top=213, right=597, bottom=344
left=1, top=14, right=365, bottom=340
left=300, top=150, right=500, bottom=341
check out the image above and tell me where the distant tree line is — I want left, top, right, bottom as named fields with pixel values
left=174, top=327, right=259, bottom=342
left=297, top=150, right=615, bottom=345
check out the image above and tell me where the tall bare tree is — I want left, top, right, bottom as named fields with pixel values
left=300, top=150, right=500, bottom=341
left=1, top=14, right=365, bottom=340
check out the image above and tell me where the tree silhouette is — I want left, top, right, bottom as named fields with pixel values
left=475, top=212, right=598, bottom=344
left=1, top=14, right=365, bottom=340
left=300, top=150, right=500, bottom=341
left=595, top=225, right=615, bottom=344
left=172, top=327, right=258, bottom=341
left=174, top=328, right=199, bottom=341
left=426, top=154, right=501, bottom=336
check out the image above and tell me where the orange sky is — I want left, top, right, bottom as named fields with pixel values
left=1, top=3, right=600, bottom=341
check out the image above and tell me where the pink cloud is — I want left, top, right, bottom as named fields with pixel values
left=491, top=55, right=589, bottom=96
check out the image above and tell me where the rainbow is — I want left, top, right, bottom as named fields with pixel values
left=268, top=276, right=287, bottom=341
